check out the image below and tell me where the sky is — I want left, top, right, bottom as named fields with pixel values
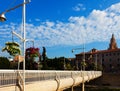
left=1, top=0, right=120, bottom=58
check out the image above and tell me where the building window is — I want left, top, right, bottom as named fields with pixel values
left=118, top=58, right=120, bottom=62
left=109, top=59, right=111, bottom=62
left=102, top=54, right=104, bottom=57
left=102, top=63, right=105, bottom=67
left=109, top=53, right=111, bottom=56
left=102, top=59, right=104, bottom=63
left=97, top=54, right=99, bottom=57
left=117, top=53, right=120, bottom=55
left=117, top=64, right=120, bottom=67
left=106, top=54, right=108, bottom=56
left=97, top=59, right=99, bottom=63
left=109, top=64, right=112, bottom=68
left=113, top=53, right=116, bottom=56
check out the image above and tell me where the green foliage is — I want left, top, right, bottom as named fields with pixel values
left=0, top=57, right=10, bottom=69
left=2, top=42, right=21, bottom=56
left=46, top=57, right=73, bottom=70
left=81, top=61, right=87, bottom=66
left=41, top=47, right=48, bottom=70
left=25, top=47, right=40, bottom=70
left=85, top=62, right=96, bottom=70
left=85, top=61, right=103, bottom=71
left=66, top=63, right=73, bottom=70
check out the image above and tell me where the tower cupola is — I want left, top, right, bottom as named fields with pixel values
left=108, top=34, right=118, bottom=50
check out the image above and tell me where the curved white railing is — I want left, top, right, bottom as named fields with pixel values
left=0, top=70, right=102, bottom=91
left=0, top=70, right=102, bottom=85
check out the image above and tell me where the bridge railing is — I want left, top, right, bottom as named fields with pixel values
left=0, top=70, right=17, bottom=86
left=0, top=70, right=102, bottom=87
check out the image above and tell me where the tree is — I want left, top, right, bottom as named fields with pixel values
left=25, top=47, right=40, bottom=70
left=81, top=61, right=87, bottom=70
left=41, top=47, right=48, bottom=70
left=46, top=57, right=73, bottom=70
left=0, top=57, right=10, bottom=69
left=2, top=42, right=21, bottom=69
left=2, top=42, right=21, bottom=56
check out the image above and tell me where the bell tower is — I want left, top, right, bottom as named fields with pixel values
left=108, top=34, right=118, bottom=50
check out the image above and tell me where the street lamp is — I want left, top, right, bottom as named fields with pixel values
left=26, top=39, right=34, bottom=47
left=0, top=0, right=30, bottom=22
left=72, top=47, right=85, bottom=70
left=72, top=47, right=86, bottom=91
left=63, top=57, right=66, bottom=70
left=0, top=14, right=6, bottom=22
left=95, top=54, right=97, bottom=70
left=72, top=49, right=79, bottom=70
left=0, top=0, right=30, bottom=91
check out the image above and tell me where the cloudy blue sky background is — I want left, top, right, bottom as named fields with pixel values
left=1, top=0, right=120, bottom=58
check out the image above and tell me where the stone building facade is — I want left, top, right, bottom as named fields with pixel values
left=75, top=34, right=120, bottom=72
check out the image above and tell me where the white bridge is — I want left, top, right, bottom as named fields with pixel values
left=0, top=70, right=102, bottom=91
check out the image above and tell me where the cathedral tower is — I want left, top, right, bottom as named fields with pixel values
left=108, top=34, right=118, bottom=50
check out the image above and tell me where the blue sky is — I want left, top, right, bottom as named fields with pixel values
left=1, top=0, right=120, bottom=58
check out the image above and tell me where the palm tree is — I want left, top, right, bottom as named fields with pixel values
left=2, top=42, right=21, bottom=56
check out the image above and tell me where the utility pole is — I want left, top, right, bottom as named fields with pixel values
left=0, top=1, right=30, bottom=91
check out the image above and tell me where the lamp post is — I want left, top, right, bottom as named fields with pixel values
left=26, top=39, right=34, bottom=47
left=95, top=54, right=97, bottom=70
left=0, top=0, right=30, bottom=22
left=0, top=0, right=30, bottom=91
left=63, top=57, right=66, bottom=70
left=72, top=47, right=85, bottom=70
left=72, top=47, right=85, bottom=91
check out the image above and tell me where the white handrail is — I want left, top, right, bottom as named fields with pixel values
left=0, top=70, right=102, bottom=87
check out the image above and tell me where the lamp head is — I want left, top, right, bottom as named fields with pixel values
left=72, top=49, right=74, bottom=53
left=0, top=13, right=6, bottom=22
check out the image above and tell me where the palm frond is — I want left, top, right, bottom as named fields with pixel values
left=2, top=47, right=7, bottom=52
left=2, top=41, right=21, bottom=56
left=5, top=42, right=20, bottom=47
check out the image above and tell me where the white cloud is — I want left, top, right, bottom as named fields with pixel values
left=73, top=3, right=86, bottom=11
left=1, top=2, right=120, bottom=52
left=106, top=3, right=120, bottom=14
left=35, top=18, right=41, bottom=22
